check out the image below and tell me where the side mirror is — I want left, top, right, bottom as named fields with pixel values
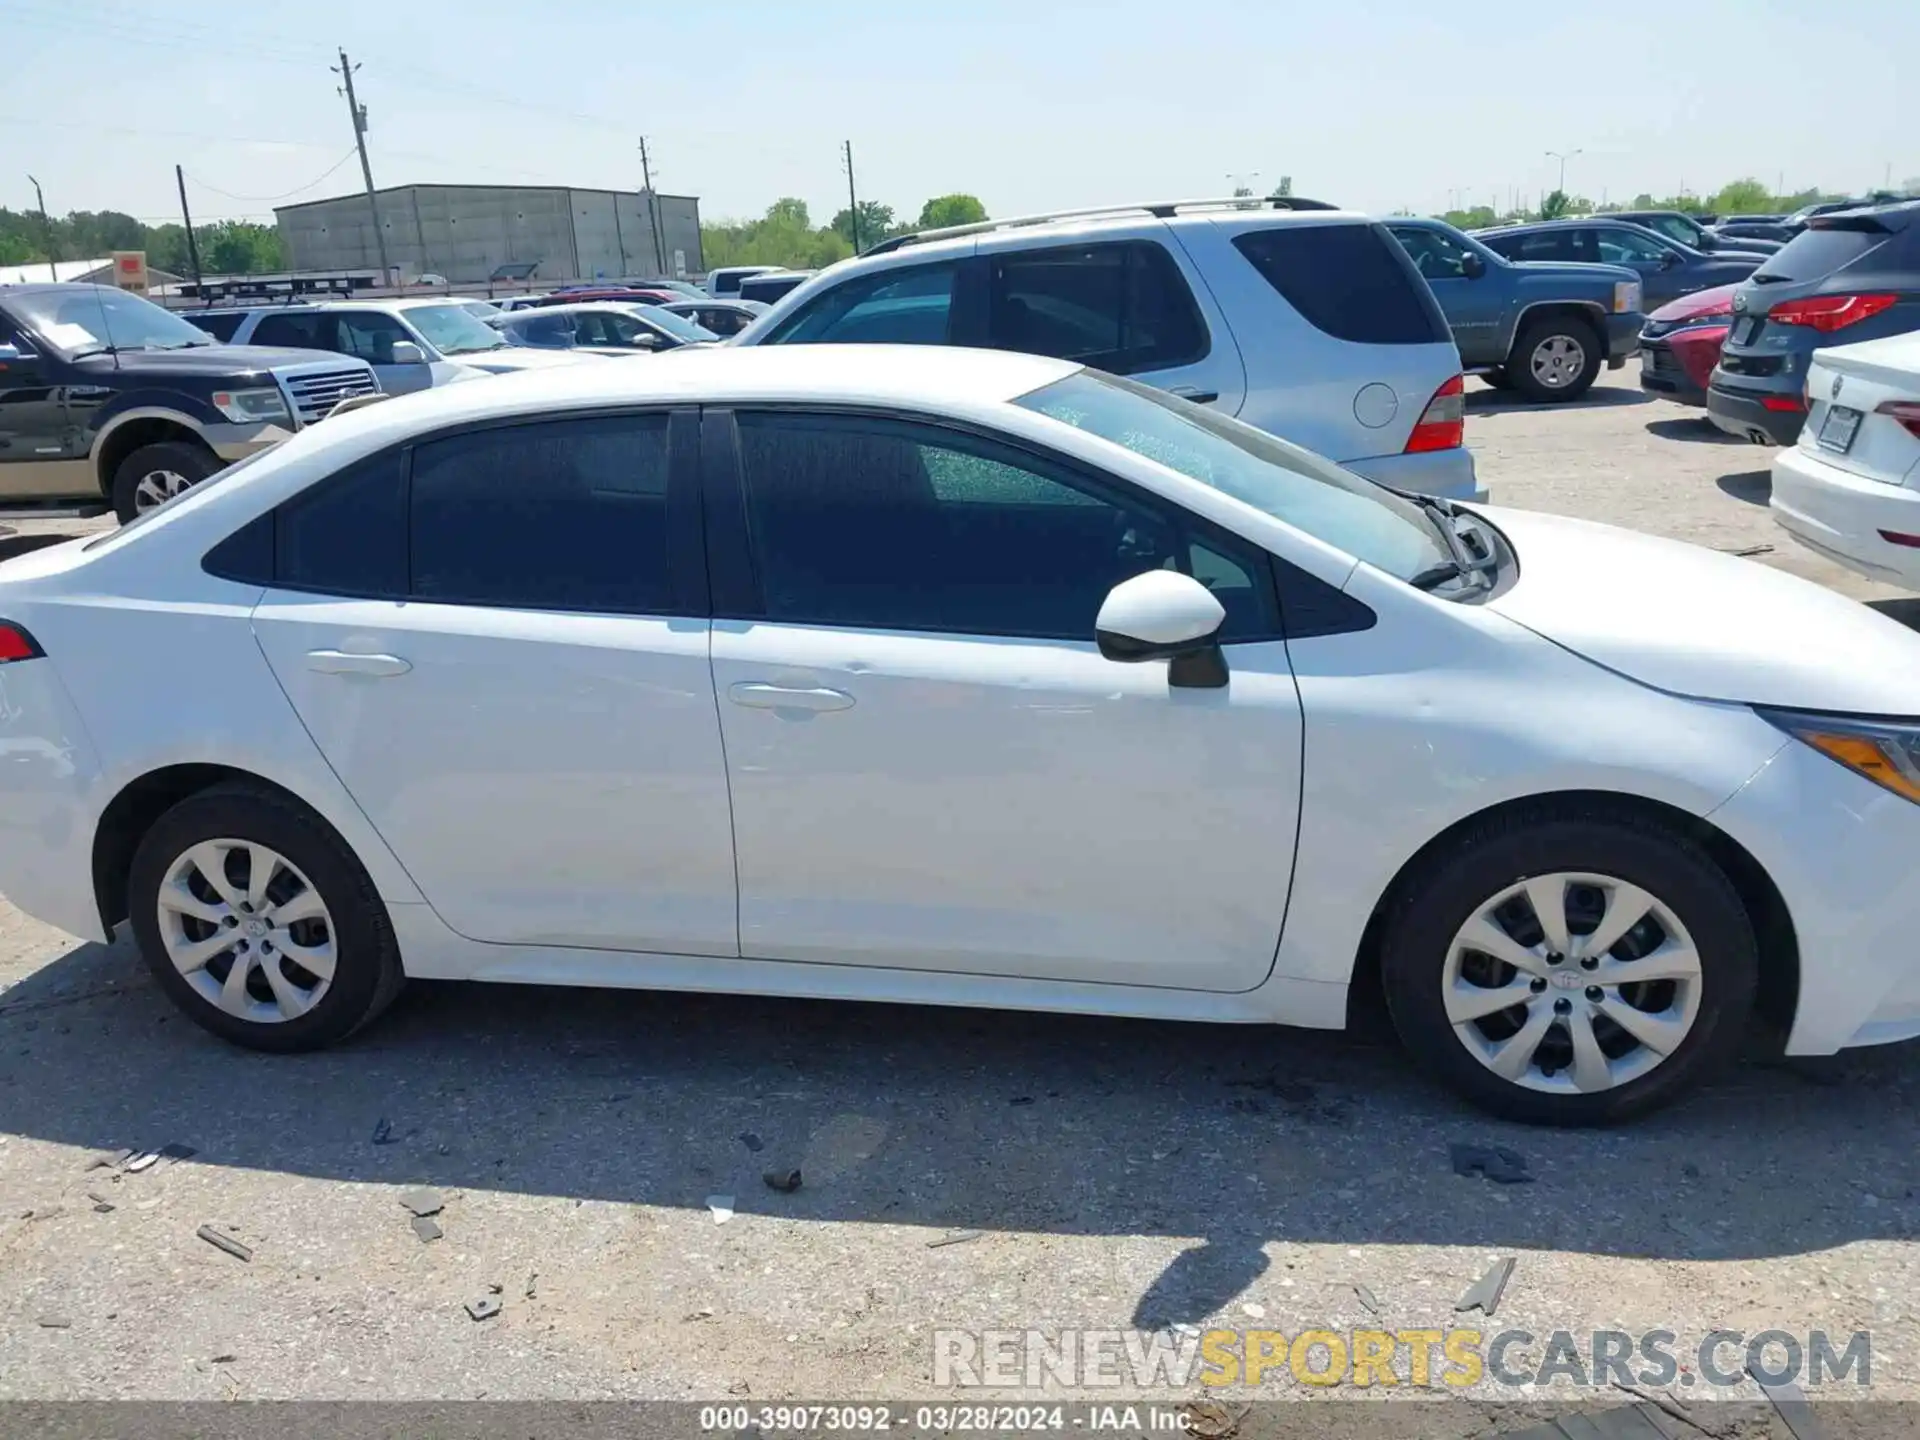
left=1095, top=571, right=1229, bottom=689
left=389, top=341, right=427, bottom=365
left=629, top=332, right=663, bottom=350
left=1460, top=252, right=1486, bottom=279
left=0, top=343, right=22, bottom=367
left=1659, top=251, right=1681, bottom=270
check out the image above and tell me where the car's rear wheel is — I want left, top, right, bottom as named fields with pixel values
left=1380, top=810, right=1757, bottom=1125
left=110, top=441, right=221, bottom=524
left=1507, top=316, right=1601, bottom=403
left=127, top=783, right=404, bottom=1052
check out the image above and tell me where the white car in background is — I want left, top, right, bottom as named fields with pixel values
left=218, top=299, right=602, bottom=394
left=4, top=347, right=1920, bottom=1126
left=1772, top=330, right=1920, bottom=586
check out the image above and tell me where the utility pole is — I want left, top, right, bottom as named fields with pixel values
left=333, top=50, right=392, bottom=286
left=174, top=164, right=204, bottom=287
left=843, top=140, right=861, bottom=250
left=1545, top=148, right=1582, bottom=194
left=638, top=137, right=666, bottom=274
left=27, top=174, right=56, bottom=281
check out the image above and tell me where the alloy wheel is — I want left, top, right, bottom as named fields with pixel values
left=1528, top=336, right=1587, bottom=389
left=1441, top=871, right=1702, bottom=1095
left=132, top=468, right=195, bottom=513
left=155, top=838, right=337, bottom=1023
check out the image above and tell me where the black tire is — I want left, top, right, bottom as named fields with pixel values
left=1505, top=315, right=1602, bottom=403
left=110, top=440, right=221, bottom=525
left=1379, top=808, right=1757, bottom=1126
left=1480, top=368, right=1512, bottom=391
left=127, top=782, right=405, bottom=1053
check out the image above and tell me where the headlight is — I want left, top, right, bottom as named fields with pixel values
left=1758, top=708, right=1920, bottom=804
left=1613, top=281, right=1641, bottom=314
left=210, top=387, right=290, bottom=424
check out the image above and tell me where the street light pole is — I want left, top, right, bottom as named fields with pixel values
left=1545, top=148, right=1583, bottom=194
left=27, top=174, right=57, bottom=281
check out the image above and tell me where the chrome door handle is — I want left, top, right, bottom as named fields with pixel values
left=306, top=649, right=412, bottom=677
left=727, top=682, right=855, bottom=712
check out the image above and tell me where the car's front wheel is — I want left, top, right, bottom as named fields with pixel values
left=127, top=782, right=404, bottom=1052
left=110, top=441, right=221, bottom=524
left=1507, top=316, right=1601, bottom=403
left=1380, top=810, right=1757, bottom=1125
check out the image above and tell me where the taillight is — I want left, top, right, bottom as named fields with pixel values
left=1765, top=293, right=1898, bottom=332
left=1878, top=401, right=1920, bottom=441
left=1761, top=395, right=1806, bottom=413
left=0, top=622, right=42, bottom=664
left=1404, top=374, right=1465, bottom=453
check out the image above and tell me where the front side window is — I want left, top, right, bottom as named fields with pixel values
left=763, top=263, right=957, bottom=345
left=985, top=241, right=1208, bottom=375
left=1016, top=369, right=1447, bottom=584
left=628, top=305, right=717, bottom=342
left=406, top=303, right=508, bottom=355
left=334, top=312, right=415, bottom=364
left=735, top=412, right=1271, bottom=640
left=509, top=313, right=577, bottom=348
left=410, top=415, right=672, bottom=613
left=1389, top=225, right=1471, bottom=280
left=1596, top=228, right=1669, bottom=263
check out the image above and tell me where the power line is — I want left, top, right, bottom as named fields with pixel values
left=186, top=149, right=358, bottom=203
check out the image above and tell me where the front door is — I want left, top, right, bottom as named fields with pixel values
left=0, top=325, right=88, bottom=500
left=249, top=409, right=738, bottom=956
left=707, top=410, right=1301, bottom=992
left=1389, top=226, right=1505, bottom=367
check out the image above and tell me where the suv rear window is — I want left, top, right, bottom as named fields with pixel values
left=1752, top=220, right=1898, bottom=284
left=987, top=240, right=1208, bottom=375
left=184, top=312, right=247, bottom=341
left=1232, top=223, right=1448, bottom=345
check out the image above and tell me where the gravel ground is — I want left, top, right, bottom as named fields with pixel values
left=0, top=373, right=1915, bottom=1427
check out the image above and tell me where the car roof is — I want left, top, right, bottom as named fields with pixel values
left=500, top=301, right=659, bottom=319
left=862, top=204, right=1374, bottom=267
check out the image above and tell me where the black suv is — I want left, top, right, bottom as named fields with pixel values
left=0, top=284, right=377, bottom=521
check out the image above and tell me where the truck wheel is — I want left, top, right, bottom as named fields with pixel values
left=1507, top=317, right=1601, bottom=403
left=111, top=441, right=221, bottom=524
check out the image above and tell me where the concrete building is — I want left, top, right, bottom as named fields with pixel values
left=274, top=184, right=703, bottom=285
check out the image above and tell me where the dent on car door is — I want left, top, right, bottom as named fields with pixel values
left=704, top=407, right=1301, bottom=992
left=247, top=409, right=739, bottom=956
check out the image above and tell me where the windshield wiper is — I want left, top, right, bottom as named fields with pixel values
left=1408, top=555, right=1498, bottom=591
left=1391, top=488, right=1499, bottom=593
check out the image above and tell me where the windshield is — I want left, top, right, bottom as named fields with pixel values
left=1646, top=215, right=1701, bottom=245
left=1017, top=371, right=1449, bottom=582
left=406, top=304, right=507, bottom=355
left=628, top=304, right=718, bottom=342
left=9, top=286, right=214, bottom=357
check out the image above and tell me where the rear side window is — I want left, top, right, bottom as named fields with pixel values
left=185, top=312, right=246, bottom=341
left=1754, top=223, right=1895, bottom=284
left=986, top=241, right=1208, bottom=375
left=1232, top=223, right=1447, bottom=345
left=410, top=415, right=672, bottom=613
left=275, top=451, right=407, bottom=596
left=764, top=263, right=956, bottom=345
left=250, top=312, right=330, bottom=349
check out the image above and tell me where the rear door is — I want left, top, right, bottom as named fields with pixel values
left=331, top=310, right=436, bottom=395
left=249, top=409, right=739, bottom=957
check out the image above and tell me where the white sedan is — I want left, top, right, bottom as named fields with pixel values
left=1772, top=329, right=1920, bottom=586
left=2, top=347, right=1919, bottom=1125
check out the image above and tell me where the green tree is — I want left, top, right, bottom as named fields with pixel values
left=1438, top=206, right=1498, bottom=231
left=198, top=221, right=283, bottom=275
left=1712, top=178, right=1773, bottom=216
left=830, top=200, right=896, bottom=250
left=1538, top=189, right=1573, bottom=220
left=916, top=193, right=988, bottom=230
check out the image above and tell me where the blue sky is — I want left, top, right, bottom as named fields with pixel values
left=3, top=0, right=1915, bottom=230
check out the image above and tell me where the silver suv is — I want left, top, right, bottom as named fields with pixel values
left=734, top=199, right=1480, bottom=500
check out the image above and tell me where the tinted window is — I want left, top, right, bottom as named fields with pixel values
left=739, top=274, right=809, bottom=303
left=1232, top=223, right=1447, bottom=344
left=1595, top=227, right=1668, bottom=263
left=1754, top=223, right=1896, bottom=284
left=410, top=415, right=672, bottom=613
left=1389, top=225, right=1471, bottom=280
left=986, top=241, right=1207, bottom=375
left=735, top=413, right=1272, bottom=640
left=249, top=312, right=329, bottom=349
left=509, top=313, right=576, bottom=348
left=334, top=311, right=414, bottom=364
left=765, top=263, right=956, bottom=345
left=185, top=312, right=247, bottom=341
left=275, top=451, right=407, bottom=596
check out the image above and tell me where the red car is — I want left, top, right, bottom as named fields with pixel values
left=1638, top=283, right=1739, bottom=406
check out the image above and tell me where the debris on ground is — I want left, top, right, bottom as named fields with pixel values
left=738, top=1133, right=764, bottom=1152
left=1353, top=1283, right=1382, bottom=1315
left=1186, top=1401, right=1246, bottom=1439
left=1241, top=1303, right=1266, bottom=1320
left=727, top=1381, right=751, bottom=1396
left=706, top=1195, right=736, bottom=1225
left=487, top=1282, right=502, bottom=1295
left=86, top=1191, right=114, bottom=1214
left=465, top=1296, right=501, bottom=1321
left=525, top=1272, right=538, bottom=1299
left=35, top=1315, right=71, bottom=1329
left=210, top=1355, right=238, bottom=1365
left=159, top=1143, right=196, bottom=1163
left=1008, top=1096, right=1035, bottom=1106
left=122, top=1152, right=160, bottom=1175
left=1450, top=1143, right=1533, bottom=1184
left=397, top=1187, right=444, bottom=1218
left=196, top=1225, right=253, bottom=1263
left=411, top=1216, right=442, bottom=1243
left=762, top=1167, right=802, bottom=1193
left=684, top=1307, right=715, bottom=1322
left=85, top=1148, right=133, bottom=1172
left=1609, top=1380, right=1712, bottom=1435
left=1720, top=543, right=1775, bottom=557
left=1455, top=1256, right=1515, bottom=1316
left=927, top=1229, right=983, bottom=1249
left=370, top=1119, right=393, bottom=1145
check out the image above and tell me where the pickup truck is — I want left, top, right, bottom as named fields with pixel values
left=0, top=284, right=377, bottom=522
left=1385, top=218, right=1645, bottom=402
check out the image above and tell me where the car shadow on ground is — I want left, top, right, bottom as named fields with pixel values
left=1464, top=386, right=1653, bottom=417
left=0, top=533, right=72, bottom=563
left=1716, top=470, right=1772, bottom=505
left=3, top=933, right=1917, bottom=1330
left=1644, top=416, right=1746, bottom=444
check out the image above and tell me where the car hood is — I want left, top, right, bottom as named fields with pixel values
left=459, top=348, right=604, bottom=372
left=1647, top=283, right=1740, bottom=324
left=1476, top=505, right=1920, bottom=712
left=74, top=345, right=372, bottom=377
left=1504, top=260, right=1641, bottom=285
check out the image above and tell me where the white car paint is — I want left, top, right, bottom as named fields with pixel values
left=1771, top=331, right=1920, bottom=587
left=1, top=347, right=1919, bottom=1094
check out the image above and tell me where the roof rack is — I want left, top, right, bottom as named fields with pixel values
left=859, top=195, right=1342, bottom=257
